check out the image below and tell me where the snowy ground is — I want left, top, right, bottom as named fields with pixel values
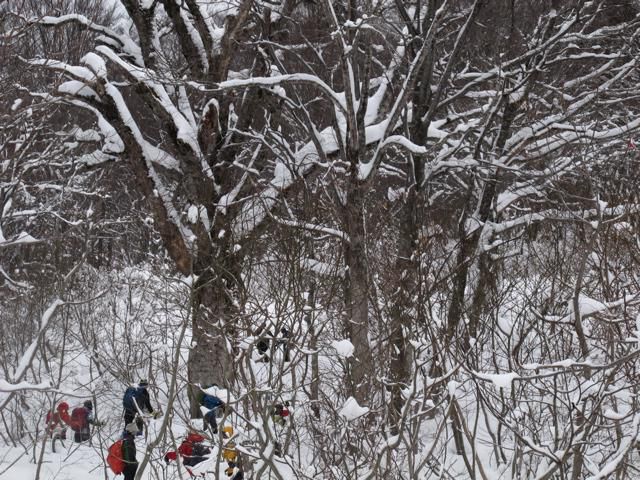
left=2, top=440, right=244, bottom=480
left=1, top=410, right=275, bottom=479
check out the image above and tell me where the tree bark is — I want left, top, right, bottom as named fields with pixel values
left=343, top=182, right=374, bottom=404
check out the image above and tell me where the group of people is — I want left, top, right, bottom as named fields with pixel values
left=163, top=426, right=242, bottom=478
left=45, top=380, right=246, bottom=479
left=45, top=380, right=291, bottom=479
left=45, top=399, right=103, bottom=450
left=45, top=381, right=157, bottom=479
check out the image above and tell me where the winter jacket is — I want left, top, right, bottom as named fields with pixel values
left=125, top=387, right=153, bottom=415
left=164, top=433, right=210, bottom=467
left=122, top=434, right=137, bottom=465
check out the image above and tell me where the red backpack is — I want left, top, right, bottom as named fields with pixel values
left=107, top=439, right=125, bottom=474
left=70, top=407, right=88, bottom=432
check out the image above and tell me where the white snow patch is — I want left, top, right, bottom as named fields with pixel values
left=387, top=187, right=405, bottom=202
left=203, top=385, right=236, bottom=405
left=331, top=339, right=355, bottom=358
left=339, top=396, right=369, bottom=421
left=447, top=380, right=460, bottom=397
left=72, top=127, right=101, bottom=142
left=187, top=205, right=199, bottom=224
left=476, top=371, right=519, bottom=389
left=58, top=80, right=99, bottom=100
left=574, top=294, right=608, bottom=317
left=78, top=150, right=113, bottom=166
left=81, top=52, right=107, bottom=78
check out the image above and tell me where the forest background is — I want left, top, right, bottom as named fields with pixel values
left=2, top=0, right=640, bottom=478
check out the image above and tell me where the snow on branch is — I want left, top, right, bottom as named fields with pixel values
left=271, top=216, right=350, bottom=243
left=0, top=231, right=40, bottom=248
left=376, top=135, right=428, bottom=155
left=544, top=293, right=640, bottom=325
left=0, top=299, right=64, bottom=407
left=38, top=14, right=120, bottom=44
left=0, top=267, right=30, bottom=291
left=96, top=46, right=203, bottom=162
left=232, top=125, right=339, bottom=237
left=233, top=113, right=449, bottom=238
left=36, top=14, right=143, bottom=65
left=300, top=258, right=345, bottom=278
left=103, top=82, right=183, bottom=172
left=27, top=58, right=96, bottom=83
left=0, top=380, right=52, bottom=393
left=192, top=74, right=348, bottom=114
left=478, top=203, right=640, bottom=252
left=473, top=371, right=519, bottom=389
left=585, top=411, right=640, bottom=480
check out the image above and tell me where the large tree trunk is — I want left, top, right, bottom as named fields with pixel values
left=187, top=216, right=242, bottom=416
left=343, top=182, right=374, bottom=404
left=388, top=186, right=419, bottom=428
left=187, top=270, right=237, bottom=417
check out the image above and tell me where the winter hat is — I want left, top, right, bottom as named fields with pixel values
left=83, top=400, right=93, bottom=410
left=125, top=422, right=139, bottom=434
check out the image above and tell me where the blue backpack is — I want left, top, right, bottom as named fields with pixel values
left=201, top=394, right=223, bottom=411
left=123, top=387, right=142, bottom=412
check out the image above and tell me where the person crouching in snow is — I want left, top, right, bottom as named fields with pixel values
left=164, top=432, right=211, bottom=467
left=196, top=385, right=225, bottom=435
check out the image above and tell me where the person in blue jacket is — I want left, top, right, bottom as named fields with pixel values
left=196, top=385, right=225, bottom=434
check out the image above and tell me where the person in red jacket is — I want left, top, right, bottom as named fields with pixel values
left=46, top=402, right=68, bottom=440
left=164, top=432, right=211, bottom=467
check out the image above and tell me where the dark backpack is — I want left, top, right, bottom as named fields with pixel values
left=183, top=442, right=210, bottom=467
left=201, top=394, right=223, bottom=411
left=123, top=387, right=141, bottom=412
left=192, top=442, right=211, bottom=457
left=70, top=407, right=88, bottom=432
left=107, top=439, right=125, bottom=474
